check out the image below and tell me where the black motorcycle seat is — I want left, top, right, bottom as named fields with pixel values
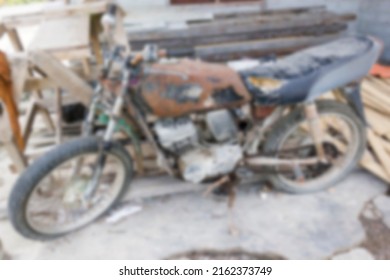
left=240, top=36, right=382, bottom=105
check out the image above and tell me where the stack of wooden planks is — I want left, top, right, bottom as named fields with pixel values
left=360, top=76, right=390, bottom=183
left=127, top=6, right=356, bottom=61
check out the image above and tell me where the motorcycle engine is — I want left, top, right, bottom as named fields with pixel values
left=153, top=109, right=243, bottom=183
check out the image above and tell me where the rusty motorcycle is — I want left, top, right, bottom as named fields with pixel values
left=8, top=5, right=382, bottom=240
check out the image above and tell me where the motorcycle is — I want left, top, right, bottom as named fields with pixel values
left=8, top=4, right=382, bottom=240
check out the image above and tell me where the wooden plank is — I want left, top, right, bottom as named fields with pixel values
left=213, top=5, right=325, bottom=20
left=367, top=129, right=390, bottom=180
left=366, top=107, right=390, bottom=136
left=368, top=77, right=390, bottom=94
left=361, top=89, right=390, bottom=115
left=360, top=150, right=390, bottom=183
left=29, top=15, right=90, bottom=53
left=0, top=1, right=115, bottom=28
left=0, top=24, right=6, bottom=39
left=3, top=140, right=27, bottom=172
left=42, top=1, right=109, bottom=17
left=81, top=58, right=91, bottom=77
left=195, top=34, right=340, bottom=61
left=0, top=106, right=27, bottom=171
left=0, top=108, right=13, bottom=144
left=0, top=2, right=50, bottom=28
left=362, top=81, right=390, bottom=108
left=90, top=14, right=104, bottom=65
left=128, top=10, right=347, bottom=41
left=130, top=21, right=347, bottom=51
left=55, top=88, right=63, bottom=145
left=24, top=78, right=57, bottom=92
left=28, top=51, right=93, bottom=105
left=22, top=101, right=39, bottom=144
left=22, top=100, right=55, bottom=145
left=8, top=55, right=29, bottom=103
left=6, top=28, right=24, bottom=51
left=44, top=48, right=92, bottom=61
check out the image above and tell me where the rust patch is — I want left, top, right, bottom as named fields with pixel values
left=163, top=84, right=203, bottom=103
left=252, top=104, right=276, bottom=119
left=141, top=59, right=251, bottom=117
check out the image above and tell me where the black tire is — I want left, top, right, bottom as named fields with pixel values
left=8, top=137, right=133, bottom=241
left=263, top=100, right=366, bottom=194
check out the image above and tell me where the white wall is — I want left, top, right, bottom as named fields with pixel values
left=117, top=0, right=169, bottom=9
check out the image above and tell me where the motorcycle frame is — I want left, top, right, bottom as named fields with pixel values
left=87, top=63, right=328, bottom=177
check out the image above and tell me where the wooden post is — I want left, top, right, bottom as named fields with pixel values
left=4, top=140, right=27, bottom=172
left=55, top=88, right=63, bottom=144
left=0, top=24, right=6, bottom=40
left=90, top=14, right=104, bottom=65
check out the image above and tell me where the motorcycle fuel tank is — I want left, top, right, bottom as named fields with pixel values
left=140, top=59, right=251, bottom=117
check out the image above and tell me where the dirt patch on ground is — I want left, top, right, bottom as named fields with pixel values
left=167, top=249, right=286, bottom=260
left=360, top=216, right=390, bottom=260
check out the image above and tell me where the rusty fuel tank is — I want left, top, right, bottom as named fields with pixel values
left=140, top=59, right=252, bottom=117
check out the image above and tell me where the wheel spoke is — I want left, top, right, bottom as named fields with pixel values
left=276, top=111, right=358, bottom=187
left=25, top=152, right=126, bottom=235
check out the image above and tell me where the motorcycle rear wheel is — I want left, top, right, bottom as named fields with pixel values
left=263, top=100, right=366, bottom=194
left=8, top=137, right=133, bottom=241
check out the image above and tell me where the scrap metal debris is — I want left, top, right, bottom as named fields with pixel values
left=105, top=203, right=143, bottom=224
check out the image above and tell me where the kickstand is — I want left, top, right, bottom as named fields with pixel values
left=203, top=174, right=240, bottom=236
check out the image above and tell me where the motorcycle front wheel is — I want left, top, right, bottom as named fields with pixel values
left=8, top=137, right=133, bottom=241
left=263, top=100, right=366, bottom=194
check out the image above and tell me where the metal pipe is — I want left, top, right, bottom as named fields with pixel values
left=246, top=156, right=320, bottom=167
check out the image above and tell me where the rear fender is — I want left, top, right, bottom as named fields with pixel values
left=340, top=84, right=367, bottom=125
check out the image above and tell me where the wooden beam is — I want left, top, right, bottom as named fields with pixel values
left=195, top=34, right=340, bottom=61
left=367, top=129, right=390, bottom=180
left=0, top=113, right=27, bottom=172
left=28, top=50, right=93, bottom=105
left=6, top=28, right=24, bottom=51
left=0, top=24, right=6, bottom=39
left=8, top=55, right=29, bottom=103
left=43, top=1, right=109, bottom=18
left=130, top=21, right=347, bottom=51
left=55, top=88, right=63, bottom=144
left=360, top=150, right=390, bottom=183
left=366, top=107, right=390, bottom=136
left=24, top=78, right=57, bottom=92
left=29, top=15, right=91, bottom=53
left=127, top=10, right=350, bottom=41
left=3, top=140, right=27, bottom=172
left=90, top=14, right=104, bottom=65
left=22, top=100, right=55, bottom=145
left=22, top=101, right=38, bottom=144
left=213, top=5, right=325, bottom=20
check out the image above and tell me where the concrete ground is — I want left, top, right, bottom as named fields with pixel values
left=1, top=144, right=389, bottom=260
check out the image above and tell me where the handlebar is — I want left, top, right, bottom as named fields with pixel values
left=100, top=3, right=196, bottom=79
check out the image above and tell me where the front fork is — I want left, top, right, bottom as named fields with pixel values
left=83, top=72, right=129, bottom=201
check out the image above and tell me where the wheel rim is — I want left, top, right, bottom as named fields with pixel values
left=275, top=111, right=360, bottom=189
left=25, top=152, right=126, bottom=235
